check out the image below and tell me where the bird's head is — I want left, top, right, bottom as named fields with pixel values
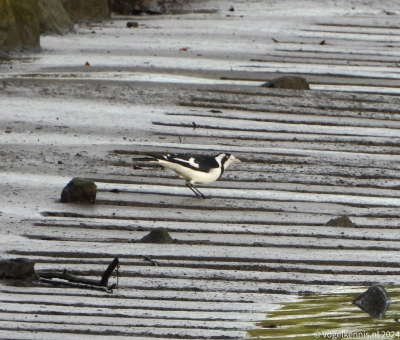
left=217, top=153, right=241, bottom=168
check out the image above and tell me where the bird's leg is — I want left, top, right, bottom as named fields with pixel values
left=185, top=183, right=200, bottom=197
left=185, top=183, right=206, bottom=199
left=192, top=185, right=206, bottom=199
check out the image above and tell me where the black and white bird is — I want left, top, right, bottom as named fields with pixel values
left=133, top=153, right=241, bottom=198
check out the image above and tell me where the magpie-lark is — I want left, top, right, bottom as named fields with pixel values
left=134, top=153, right=241, bottom=198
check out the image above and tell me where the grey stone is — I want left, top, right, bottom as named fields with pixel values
left=325, top=215, right=355, bottom=228
left=0, top=258, right=38, bottom=280
left=352, top=285, right=391, bottom=318
left=261, top=76, right=310, bottom=90
left=139, top=227, right=173, bottom=244
left=61, top=177, right=97, bottom=204
left=126, top=21, right=139, bottom=28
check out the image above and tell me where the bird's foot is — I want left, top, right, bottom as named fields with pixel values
left=186, top=183, right=207, bottom=199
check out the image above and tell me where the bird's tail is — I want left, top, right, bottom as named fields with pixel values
left=132, top=155, right=158, bottom=162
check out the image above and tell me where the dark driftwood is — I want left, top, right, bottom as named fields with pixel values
left=39, top=278, right=110, bottom=292
left=38, top=257, right=119, bottom=291
left=141, top=255, right=158, bottom=266
left=100, top=256, right=119, bottom=286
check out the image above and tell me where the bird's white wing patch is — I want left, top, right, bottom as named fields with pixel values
left=173, top=157, right=200, bottom=168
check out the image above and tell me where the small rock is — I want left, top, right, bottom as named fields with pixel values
left=61, top=177, right=97, bottom=204
left=139, top=227, right=173, bottom=244
left=85, top=61, right=91, bottom=66
left=126, top=21, right=139, bottom=28
left=229, top=6, right=234, bottom=11
left=261, top=76, right=310, bottom=90
left=325, top=215, right=354, bottom=228
left=352, top=285, right=391, bottom=318
left=0, top=258, right=38, bottom=280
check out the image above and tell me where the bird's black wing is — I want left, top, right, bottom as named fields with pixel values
left=161, top=154, right=220, bottom=173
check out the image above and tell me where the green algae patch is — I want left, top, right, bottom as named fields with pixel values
left=248, top=287, right=400, bottom=340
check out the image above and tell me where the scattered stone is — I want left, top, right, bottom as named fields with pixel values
left=126, top=21, right=138, bottom=28
left=139, top=227, right=173, bottom=244
left=325, top=215, right=355, bottom=228
left=85, top=61, right=91, bottom=66
left=0, top=258, right=38, bottom=280
left=229, top=6, right=234, bottom=11
left=319, top=39, right=325, bottom=45
left=61, top=177, right=97, bottom=204
left=261, top=76, right=310, bottom=90
left=38, top=0, right=74, bottom=35
left=352, top=285, right=391, bottom=318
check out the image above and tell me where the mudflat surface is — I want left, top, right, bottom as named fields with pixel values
left=1, top=0, right=400, bottom=339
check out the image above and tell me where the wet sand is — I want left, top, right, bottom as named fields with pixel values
left=1, top=1, right=400, bottom=338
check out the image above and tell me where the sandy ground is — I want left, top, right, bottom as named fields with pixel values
left=2, top=0, right=400, bottom=338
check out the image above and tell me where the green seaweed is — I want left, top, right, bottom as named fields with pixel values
left=248, top=286, right=400, bottom=340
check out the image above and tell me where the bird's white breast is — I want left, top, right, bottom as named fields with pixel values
left=157, top=160, right=221, bottom=184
